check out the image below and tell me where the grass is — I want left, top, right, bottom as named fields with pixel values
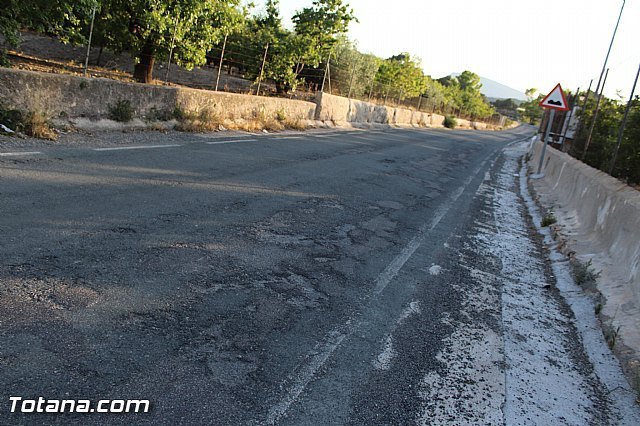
left=108, top=99, right=134, bottom=122
left=175, top=108, right=222, bottom=132
left=541, top=212, right=557, bottom=227
left=603, top=322, right=621, bottom=350
left=571, top=258, right=601, bottom=288
left=0, top=106, right=57, bottom=140
left=444, top=115, right=457, bottom=129
left=24, top=111, right=57, bottom=140
left=175, top=107, right=308, bottom=133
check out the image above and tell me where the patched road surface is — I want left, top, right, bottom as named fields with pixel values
left=1, top=127, right=638, bottom=424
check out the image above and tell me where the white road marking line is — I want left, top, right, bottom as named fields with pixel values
left=416, top=144, right=447, bottom=152
left=0, top=151, right=42, bottom=157
left=93, top=144, right=182, bottom=151
left=373, top=301, right=421, bottom=371
left=275, top=136, right=304, bottom=140
left=265, top=142, right=507, bottom=425
left=206, top=139, right=258, bottom=145
left=312, top=134, right=340, bottom=138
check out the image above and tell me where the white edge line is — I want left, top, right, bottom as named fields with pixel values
left=265, top=135, right=530, bottom=424
left=93, top=144, right=182, bottom=151
left=0, top=151, right=42, bottom=157
left=206, top=139, right=258, bottom=145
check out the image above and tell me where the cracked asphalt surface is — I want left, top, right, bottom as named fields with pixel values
left=1, top=126, right=636, bottom=424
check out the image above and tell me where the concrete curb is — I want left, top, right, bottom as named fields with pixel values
left=527, top=141, right=640, bottom=384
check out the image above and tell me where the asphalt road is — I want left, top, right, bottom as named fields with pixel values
left=4, top=125, right=631, bottom=425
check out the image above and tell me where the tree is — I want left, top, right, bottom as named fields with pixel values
left=90, top=0, right=242, bottom=83
left=375, top=53, right=427, bottom=100
left=330, top=38, right=380, bottom=98
left=457, top=70, right=481, bottom=92
left=520, top=88, right=543, bottom=124
left=0, top=0, right=96, bottom=66
left=253, top=0, right=302, bottom=93
left=436, top=71, right=494, bottom=118
left=292, top=0, right=356, bottom=69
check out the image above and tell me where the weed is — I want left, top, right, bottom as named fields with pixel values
left=276, top=108, right=287, bottom=122
left=541, top=212, right=557, bottom=227
left=284, top=117, right=308, bottom=131
left=444, top=115, right=457, bottom=129
left=603, top=322, right=621, bottom=349
left=148, top=122, right=167, bottom=132
left=24, top=111, right=57, bottom=140
left=0, top=50, right=10, bottom=68
left=595, top=303, right=603, bottom=315
left=175, top=108, right=222, bottom=132
left=108, top=99, right=134, bottom=122
left=79, top=81, right=88, bottom=90
left=572, top=259, right=601, bottom=287
left=172, top=107, right=186, bottom=121
left=146, top=107, right=173, bottom=122
left=0, top=107, right=24, bottom=131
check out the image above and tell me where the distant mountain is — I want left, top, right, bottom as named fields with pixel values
left=450, top=73, right=527, bottom=101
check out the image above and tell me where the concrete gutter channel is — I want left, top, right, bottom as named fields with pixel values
left=527, top=139, right=640, bottom=395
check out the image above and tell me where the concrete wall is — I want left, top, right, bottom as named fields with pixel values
left=529, top=141, right=640, bottom=308
left=0, top=68, right=502, bottom=130
left=313, top=92, right=499, bottom=129
left=315, top=92, right=446, bottom=127
left=0, top=68, right=316, bottom=123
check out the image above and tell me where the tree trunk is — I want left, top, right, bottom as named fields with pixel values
left=96, top=45, right=104, bottom=67
left=133, top=41, right=155, bottom=83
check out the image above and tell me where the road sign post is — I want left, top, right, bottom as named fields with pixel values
left=537, top=109, right=556, bottom=175
left=533, top=84, right=570, bottom=177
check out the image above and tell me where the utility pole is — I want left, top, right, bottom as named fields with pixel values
left=347, top=61, right=358, bottom=99
left=583, top=0, right=625, bottom=157
left=256, top=42, right=269, bottom=96
left=83, top=4, right=97, bottom=77
left=165, top=14, right=180, bottom=84
left=582, top=68, right=609, bottom=159
left=609, top=62, right=640, bottom=175
left=573, top=79, right=593, bottom=139
left=214, top=33, right=227, bottom=92
left=592, top=0, right=625, bottom=101
left=537, top=109, right=556, bottom=175
left=320, top=53, right=331, bottom=93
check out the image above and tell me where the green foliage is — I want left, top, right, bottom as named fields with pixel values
left=375, top=53, right=427, bottom=100
left=570, top=93, right=640, bottom=185
left=92, top=0, right=243, bottom=82
left=330, top=37, right=381, bottom=98
left=0, top=0, right=96, bottom=64
left=0, top=107, right=25, bottom=131
left=444, top=115, right=457, bottom=129
left=609, top=98, right=640, bottom=185
left=437, top=71, right=494, bottom=119
left=293, top=0, right=357, bottom=62
left=541, top=212, right=556, bottom=227
left=571, top=259, right=601, bottom=287
left=520, top=88, right=543, bottom=124
left=491, top=98, right=520, bottom=119
left=108, top=99, right=134, bottom=122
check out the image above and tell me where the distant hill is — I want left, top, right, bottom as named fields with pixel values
left=450, top=73, right=527, bottom=101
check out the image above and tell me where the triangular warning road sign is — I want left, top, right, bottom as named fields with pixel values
left=539, top=84, right=570, bottom=111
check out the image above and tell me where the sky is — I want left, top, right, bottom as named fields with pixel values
left=251, top=0, right=640, bottom=101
